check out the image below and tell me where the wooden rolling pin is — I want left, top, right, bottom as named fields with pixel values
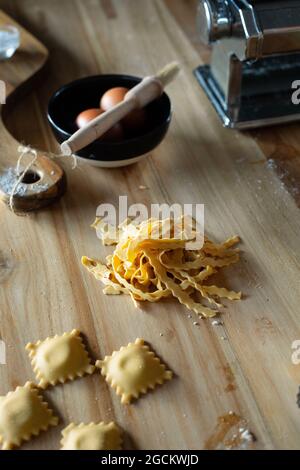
left=61, top=62, right=180, bottom=156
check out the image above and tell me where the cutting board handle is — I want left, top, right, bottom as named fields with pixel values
left=0, top=9, right=66, bottom=213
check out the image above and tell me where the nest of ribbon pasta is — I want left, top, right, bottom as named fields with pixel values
left=82, top=217, right=241, bottom=318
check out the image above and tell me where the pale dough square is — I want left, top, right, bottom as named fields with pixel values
left=61, top=421, right=122, bottom=450
left=0, top=382, right=58, bottom=450
left=26, top=329, right=95, bottom=388
left=96, top=338, right=173, bottom=404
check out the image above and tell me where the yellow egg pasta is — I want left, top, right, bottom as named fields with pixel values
left=26, top=329, right=95, bottom=389
left=82, top=217, right=241, bottom=318
left=61, top=421, right=122, bottom=450
left=0, top=382, right=58, bottom=450
left=96, top=338, right=172, bottom=404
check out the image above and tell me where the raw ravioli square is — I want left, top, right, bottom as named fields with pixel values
left=96, top=338, right=172, bottom=404
left=61, top=421, right=122, bottom=450
left=26, top=329, right=95, bottom=388
left=0, top=382, right=58, bottom=450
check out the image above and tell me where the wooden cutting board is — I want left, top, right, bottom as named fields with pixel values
left=0, top=10, right=65, bottom=212
left=0, top=0, right=300, bottom=450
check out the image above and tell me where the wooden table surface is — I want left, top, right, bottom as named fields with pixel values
left=0, top=0, right=300, bottom=450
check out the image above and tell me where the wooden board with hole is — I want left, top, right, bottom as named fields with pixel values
left=0, top=0, right=300, bottom=450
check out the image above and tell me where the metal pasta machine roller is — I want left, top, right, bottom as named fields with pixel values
left=194, top=0, right=300, bottom=128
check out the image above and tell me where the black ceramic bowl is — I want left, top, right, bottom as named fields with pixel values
left=47, top=74, right=172, bottom=166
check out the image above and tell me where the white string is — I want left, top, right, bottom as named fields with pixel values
left=17, top=145, right=79, bottom=168
left=43, top=150, right=78, bottom=169
left=9, top=146, right=38, bottom=213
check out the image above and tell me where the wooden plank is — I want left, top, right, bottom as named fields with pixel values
left=0, top=0, right=300, bottom=450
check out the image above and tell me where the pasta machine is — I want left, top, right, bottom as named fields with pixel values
left=194, top=0, right=300, bottom=128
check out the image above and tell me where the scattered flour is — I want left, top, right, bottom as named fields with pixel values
left=0, top=168, right=49, bottom=196
left=0, top=168, right=28, bottom=196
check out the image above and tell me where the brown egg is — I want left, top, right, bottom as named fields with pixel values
left=76, top=108, right=102, bottom=128
left=100, top=87, right=147, bottom=134
left=100, top=87, right=129, bottom=111
left=75, top=108, right=124, bottom=142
